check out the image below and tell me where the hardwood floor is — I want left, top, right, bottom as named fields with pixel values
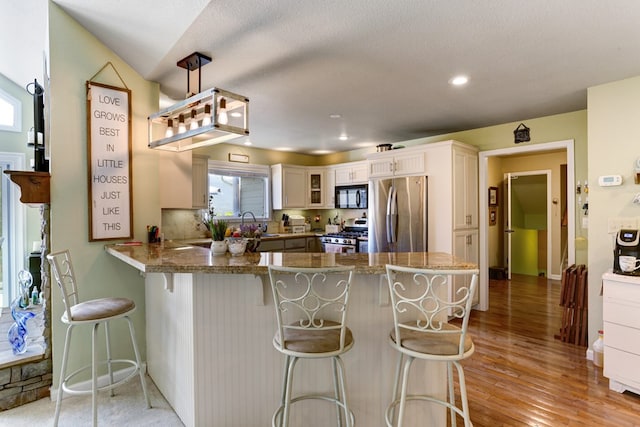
left=460, top=274, right=640, bottom=427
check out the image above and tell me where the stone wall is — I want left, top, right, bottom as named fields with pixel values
left=0, top=357, right=52, bottom=410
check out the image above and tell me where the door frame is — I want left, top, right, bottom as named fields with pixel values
left=504, top=170, right=553, bottom=279
left=478, top=139, right=575, bottom=311
left=0, top=152, right=26, bottom=307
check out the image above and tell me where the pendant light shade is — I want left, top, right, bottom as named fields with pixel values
left=148, top=52, right=249, bottom=152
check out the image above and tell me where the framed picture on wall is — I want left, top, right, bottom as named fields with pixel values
left=489, top=207, right=497, bottom=226
left=489, top=187, right=498, bottom=207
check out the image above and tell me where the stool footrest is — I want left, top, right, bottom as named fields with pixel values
left=272, top=394, right=355, bottom=427
left=385, top=395, right=466, bottom=426
left=61, top=359, right=140, bottom=397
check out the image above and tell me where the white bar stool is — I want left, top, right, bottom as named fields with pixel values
left=268, top=265, right=355, bottom=427
left=384, top=265, right=479, bottom=427
left=47, top=250, right=150, bottom=426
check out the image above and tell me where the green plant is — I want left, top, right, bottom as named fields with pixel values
left=209, top=219, right=228, bottom=241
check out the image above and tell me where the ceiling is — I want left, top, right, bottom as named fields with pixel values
left=6, top=1, right=640, bottom=155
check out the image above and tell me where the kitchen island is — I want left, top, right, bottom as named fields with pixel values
left=106, top=242, right=476, bottom=427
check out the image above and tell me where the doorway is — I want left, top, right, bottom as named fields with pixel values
left=478, top=140, right=575, bottom=311
left=504, top=171, right=552, bottom=279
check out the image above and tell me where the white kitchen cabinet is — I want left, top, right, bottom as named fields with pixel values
left=159, top=152, right=209, bottom=209
left=453, top=146, right=478, bottom=229
left=271, top=164, right=307, bottom=209
left=602, top=272, right=640, bottom=395
left=325, top=166, right=336, bottom=208
left=191, top=155, right=209, bottom=209
left=334, top=161, right=368, bottom=185
left=452, top=229, right=479, bottom=307
left=368, top=146, right=426, bottom=178
left=307, top=168, right=325, bottom=207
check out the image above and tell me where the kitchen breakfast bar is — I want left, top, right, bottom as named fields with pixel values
left=106, top=242, right=476, bottom=427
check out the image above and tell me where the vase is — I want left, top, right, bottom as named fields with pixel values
left=8, top=298, right=36, bottom=355
left=210, top=240, right=227, bottom=256
left=227, top=239, right=247, bottom=256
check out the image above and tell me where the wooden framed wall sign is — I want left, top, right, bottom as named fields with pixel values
left=86, top=81, right=133, bottom=241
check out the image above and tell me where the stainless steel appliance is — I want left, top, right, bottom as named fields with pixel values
left=369, top=176, right=427, bottom=252
left=321, top=218, right=368, bottom=253
left=335, top=184, right=368, bottom=209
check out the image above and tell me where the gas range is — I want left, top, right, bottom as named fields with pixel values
left=320, top=218, right=368, bottom=251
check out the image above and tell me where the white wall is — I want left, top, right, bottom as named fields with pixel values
left=48, top=2, right=160, bottom=386
left=587, top=75, right=640, bottom=349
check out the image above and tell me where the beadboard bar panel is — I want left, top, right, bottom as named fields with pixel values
left=145, top=272, right=444, bottom=426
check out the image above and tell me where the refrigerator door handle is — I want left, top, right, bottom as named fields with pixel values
left=389, top=186, right=398, bottom=243
left=386, top=186, right=394, bottom=243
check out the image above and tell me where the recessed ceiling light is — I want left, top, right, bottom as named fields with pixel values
left=449, top=75, right=469, bottom=86
left=330, top=114, right=342, bottom=119
left=339, top=134, right=349, bottom=141
left=243, top=140, right=252, bottom=146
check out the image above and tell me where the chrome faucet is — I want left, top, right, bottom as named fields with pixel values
left=240, top=211, right=256, bottom=227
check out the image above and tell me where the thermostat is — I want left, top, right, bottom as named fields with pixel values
left=598, top=175, right=623, bottom=186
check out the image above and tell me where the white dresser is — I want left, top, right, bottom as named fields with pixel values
left=602, top=271, right=640, bottom=394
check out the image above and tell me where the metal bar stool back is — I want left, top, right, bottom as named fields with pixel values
left=385, top=265, right=479, bottom=427
left=47, top=250, right=150, bottom=426
left=268, top=265, right=355, bottom=427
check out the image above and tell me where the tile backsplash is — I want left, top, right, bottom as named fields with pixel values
left=161, top=207, right=369, bottom=240
left=162, top=209, right=209, bottom=240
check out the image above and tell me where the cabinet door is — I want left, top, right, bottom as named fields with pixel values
left=306, top=237, right=322, bottom=252
left=307, top=169, right=325, bottom=207
left=453, top=149, right=478, bottom=229
left=350, top=161, right=369, bottom=184
left=191, top=156, right=209, bottom=209
left=335, top=166, right=353, bottom=185
left=452, top=230, right=479, bottom=307
left=283, top=167, right=307, bottom=208
left=369, top=156, right=394, bottom=178
left=325, top=166, right=336, bottom=208
left=394, top=152, right=425, bottom=176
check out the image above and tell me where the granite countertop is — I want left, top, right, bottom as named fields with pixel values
left=105, top=242, right=477, bottom=275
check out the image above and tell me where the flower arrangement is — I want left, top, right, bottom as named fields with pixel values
left=209, top=219, right=228, bottom=241
left=202, top=205, right=229, bottom=241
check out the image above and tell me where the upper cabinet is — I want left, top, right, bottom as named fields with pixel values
left=368, top=147, right=426, bottom=178
left=159, top=152, right=209, bottom=209
left=272, top=164, right=307, bottom=209
left=334, top=160, right=368, bottom=185
left=325, top=165, right=336, bottom=208
left=452, top=145, right=478, bottom=230
left=307, top=168, right=325, bottom=208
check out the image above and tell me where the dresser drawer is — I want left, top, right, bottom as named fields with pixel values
left=604, top=322, right=640, bottom=354
left=604, top=347, right=640, bottom=389
left=603, top=300, right=640, bottom=329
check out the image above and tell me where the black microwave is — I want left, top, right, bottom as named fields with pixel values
left=335, top=184, right=368, bottom=209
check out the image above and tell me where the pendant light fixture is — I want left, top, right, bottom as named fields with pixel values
left=148, top=52, right=249, bottom=152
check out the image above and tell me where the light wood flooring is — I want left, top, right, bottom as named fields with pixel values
left=461, top=274, right=640, bottom=426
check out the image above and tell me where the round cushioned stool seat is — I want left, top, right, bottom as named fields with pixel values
left=63, top=297, right=136, bottom=322
left=275, top=320, right=354, bottom=354
left=390, top=323, right=473, bottom=356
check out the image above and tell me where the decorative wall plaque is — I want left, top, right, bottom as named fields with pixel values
left=86, top=81, right=133, bottom=241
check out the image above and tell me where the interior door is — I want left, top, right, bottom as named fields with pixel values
left=504, top=173, right=514, bottom=280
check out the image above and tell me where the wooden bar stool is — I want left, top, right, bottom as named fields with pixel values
left=268, top=265, right=355, bottom=427
left=384, top=265, right=479, bottom=427
left=47, top=250, right=150, bottom=426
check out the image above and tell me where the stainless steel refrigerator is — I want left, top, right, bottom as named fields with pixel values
left=369, top=176, right=427, bottom=252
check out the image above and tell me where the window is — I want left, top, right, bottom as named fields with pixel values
left=0, top=88, right=22, bottom=133
left=207, top=160, right=270, bottom=221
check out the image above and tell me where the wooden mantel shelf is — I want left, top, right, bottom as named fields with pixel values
left=3, top=170, right=50, bottom=204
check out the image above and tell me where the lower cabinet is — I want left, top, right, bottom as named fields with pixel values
left=603, top=271, right=640, bottom=395
left=258, top=236, right=321, bottom=252
left=452, top=229, right=479, bottom=309
left=284, top=237, right=307, bottom=252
